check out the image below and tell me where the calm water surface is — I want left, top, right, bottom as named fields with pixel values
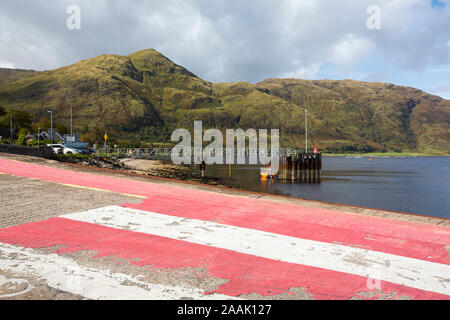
left=205, top=157, right=450, bottom=218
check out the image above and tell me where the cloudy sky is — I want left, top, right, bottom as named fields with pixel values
left=0, top=0, right=449, bottom=98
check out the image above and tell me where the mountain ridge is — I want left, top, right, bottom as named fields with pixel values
left=0, top=49, right=448, bottom=153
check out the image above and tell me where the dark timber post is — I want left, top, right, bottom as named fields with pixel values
left=312, top=154, right=317, bottom=183
left=276, top=152, right=322, bottom=183
left=318, top=154, right=322, bottom=183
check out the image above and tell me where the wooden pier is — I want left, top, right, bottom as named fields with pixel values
left=105, top=147, right=322, bottom=183
left=277, top=153, right=322, bottom=183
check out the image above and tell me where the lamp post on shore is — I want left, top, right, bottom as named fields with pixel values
left=303, top=107, right=309, bottom=154
left=48, top=111, right=53, bottom=144
left=9, top=114, right=13, bottom=145
left=70, top=105, right=73, bottom=137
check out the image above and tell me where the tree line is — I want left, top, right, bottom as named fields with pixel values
left=0, top=106, right=68, bottom=144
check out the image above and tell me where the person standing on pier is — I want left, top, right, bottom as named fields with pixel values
left=200, top=160, right=206, bottom=179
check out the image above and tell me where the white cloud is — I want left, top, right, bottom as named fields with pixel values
left=282, top=63, right=321, bottom=80
left=330, top=34, right=375, bottom=70
left=0, top=0, right=448, bottom=85
left=0, top=60, right=15, bottom=69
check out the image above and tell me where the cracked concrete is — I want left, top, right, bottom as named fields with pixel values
left=238, top=287, right=314, bottom=300
left=0, top=243, right=234, bottom=300
left=61, top=250, right=229, bottom=294
left=0, top=270, right=86, bottom=300
left=350, top=289, right=412, bottom=300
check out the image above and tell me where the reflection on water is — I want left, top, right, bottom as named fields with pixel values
left=205, top=157, right=450, bottom=218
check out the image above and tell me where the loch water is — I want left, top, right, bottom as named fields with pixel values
left=205, top=156, right=450, bottom=219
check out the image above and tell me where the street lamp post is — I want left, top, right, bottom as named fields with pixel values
left=303, top=107, right=309, bottom=154
left=9, top=114, right=13, bottom=145
left=48, top=111, right=53, bottom=144
left=70, top=105, right=73, bottom=137
left=305, top=108, right=308, bottom=154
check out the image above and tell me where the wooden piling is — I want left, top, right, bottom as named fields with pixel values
left=298, top=155, right=302, bottom=182
left=306, top=155, right=311, bottom=183
left=276, top=153, right=322, bottom=183
left=312, top=154, right=317, bottom=183
left=318, top=154, right=322, bottom=183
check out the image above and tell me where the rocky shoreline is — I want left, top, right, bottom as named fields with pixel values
left=57, top=156, right=227, bottom=187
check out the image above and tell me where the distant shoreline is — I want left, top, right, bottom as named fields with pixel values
left=323, top=152, right=449, bottom=158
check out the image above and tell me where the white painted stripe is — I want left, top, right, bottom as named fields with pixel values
left=0, top=243, right=236, bottom=300
left=63, top=206, right=450, bottom=296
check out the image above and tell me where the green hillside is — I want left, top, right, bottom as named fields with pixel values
left=0, top=49, right=449, bottom=153
left=0, top=68, right=38, bottom=85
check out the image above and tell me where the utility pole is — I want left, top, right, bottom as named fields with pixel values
left=70, top=105, right=73, bottom=137
left=48, top=111, right=53, bottom=144
left=305, top=108, right=308, bottom=154
left=64, top=94, right=73, bottom=138
left=9, top=114, right=13, bottom=145
left=303, top=107, right=309, bottom=154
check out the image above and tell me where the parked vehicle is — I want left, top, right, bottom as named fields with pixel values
left=47, top=144, right=91, bottom=155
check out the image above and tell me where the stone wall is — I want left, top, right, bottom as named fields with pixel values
left=0, top=144, right=54, bottom=159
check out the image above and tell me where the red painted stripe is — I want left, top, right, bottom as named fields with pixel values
left=1, top=158, right=449, bottom=265
left=125, top=198, right=450, bottom=265
left=0, top=218, right=447, bottom=300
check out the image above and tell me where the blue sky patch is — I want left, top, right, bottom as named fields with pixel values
left=431, top=0, right=446, bottom=9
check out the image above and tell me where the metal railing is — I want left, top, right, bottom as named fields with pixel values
left=40, top=131, right=66, bottom=143
left=98, top=148, right=310, bottom=159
